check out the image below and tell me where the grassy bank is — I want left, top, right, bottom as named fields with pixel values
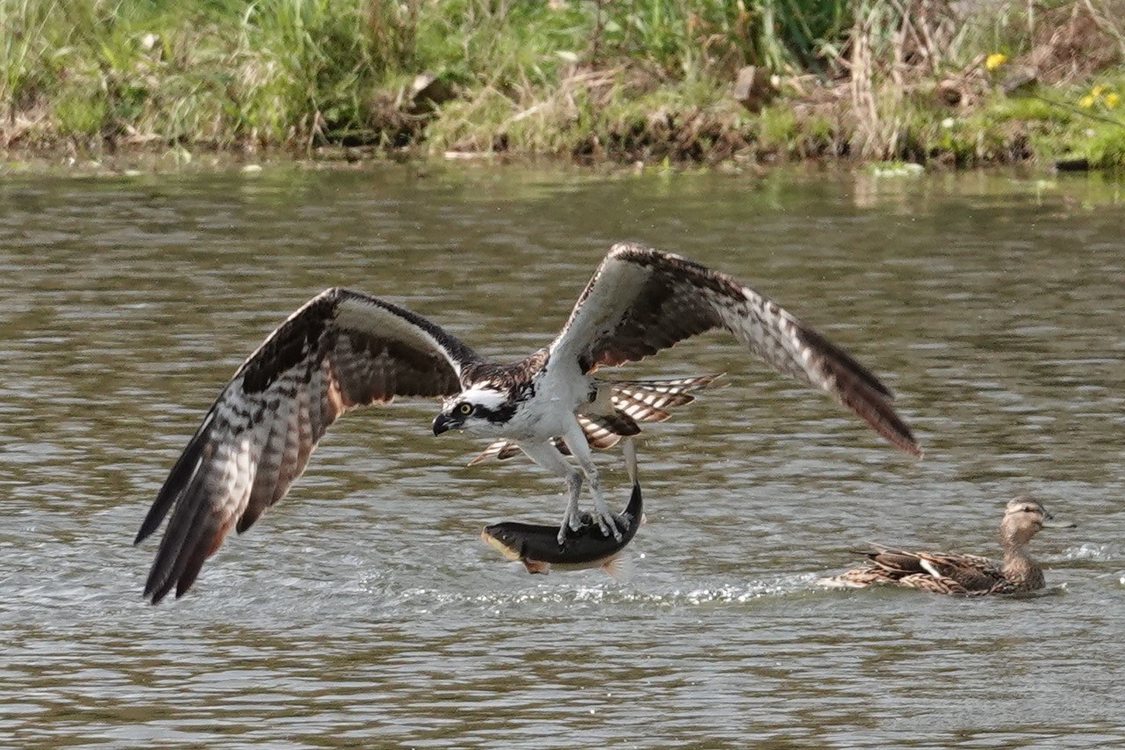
left=3, top=0, right=1125, bottom=168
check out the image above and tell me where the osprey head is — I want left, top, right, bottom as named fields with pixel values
left=432, top=385, right=514, bottom=436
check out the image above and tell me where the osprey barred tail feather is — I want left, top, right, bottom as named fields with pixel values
left=135, top=242, right=921, bottom=603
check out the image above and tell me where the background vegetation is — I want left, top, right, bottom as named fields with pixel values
left=2, top=0, right=1124, bottom=167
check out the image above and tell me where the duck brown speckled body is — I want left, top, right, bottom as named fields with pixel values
left=824, top=497, right=1073, bottom=596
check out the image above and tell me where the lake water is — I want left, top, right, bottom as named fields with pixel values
left=1, top=163, right=1122, bottom=748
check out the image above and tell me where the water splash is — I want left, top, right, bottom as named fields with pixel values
left=1063, top=543, right=1117, bottom=562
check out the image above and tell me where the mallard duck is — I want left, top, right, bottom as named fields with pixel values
left=824, top=497, right=1073, bottom=595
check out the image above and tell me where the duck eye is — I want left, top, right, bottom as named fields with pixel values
left=458, top=402, right=473, bottom=416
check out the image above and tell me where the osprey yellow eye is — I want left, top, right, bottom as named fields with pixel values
left=458, top=402, right=473, bottom=415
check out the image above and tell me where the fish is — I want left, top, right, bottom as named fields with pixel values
left=481, top=439, right=643, bottom=578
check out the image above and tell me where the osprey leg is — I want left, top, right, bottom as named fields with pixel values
left=520, top=440, right=586, bottom=542
left=561, top=422, right=624, bottom=543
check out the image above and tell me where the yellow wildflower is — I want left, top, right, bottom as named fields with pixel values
left=1079, top=94, right=1096, bottom=109
left=1091, top=84, right=1108, bottom=97
left=985, top=53, right=1007, bottom=71
left=1106, top=92, right=1121, bottom=109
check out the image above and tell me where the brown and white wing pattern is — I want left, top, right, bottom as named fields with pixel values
left=548, top=243, right=921, bottom=456
left=135, top=288, right=481, bottom=604
left=914, top=551, right=1004, bottom=592
left=849, top=546, right=1003, bottom=594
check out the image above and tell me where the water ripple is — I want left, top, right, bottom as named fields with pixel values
left=1, top=167, right=1123, bottom=748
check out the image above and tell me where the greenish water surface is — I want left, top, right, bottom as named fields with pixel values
left=1, top=165, right=1122, bottom=748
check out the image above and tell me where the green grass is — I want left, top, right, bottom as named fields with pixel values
left=2, top=0, right=1124, bottom=168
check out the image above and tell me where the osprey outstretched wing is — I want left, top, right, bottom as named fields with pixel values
left=135, top=288, right=481, bottom=603
left=548, top=243, right=920, bottom=456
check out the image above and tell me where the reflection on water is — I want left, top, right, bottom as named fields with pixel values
left=1, top=165, right=1123, bottom=748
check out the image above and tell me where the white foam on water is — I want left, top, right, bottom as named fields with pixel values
left=1063, top=543, right=1117, bottom=562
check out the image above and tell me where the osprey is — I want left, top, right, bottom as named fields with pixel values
left=135, top=243, right=921, bottom=603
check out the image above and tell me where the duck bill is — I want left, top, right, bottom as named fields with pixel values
left=1041, top=518, right=1077, bottom=529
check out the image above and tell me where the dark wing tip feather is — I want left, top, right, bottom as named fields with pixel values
left=834, top=373, right=923, bottom=458
left=174, top=533, right=218, bottom=601
left=145, top=519, right=220, bottom=605
left=235, top=506, right=264, bottom=534
left=141, top=452, right=219, bottom=604
left=796, top=325, right=895, bottom=400
left=799, top=326, right=922, bottom=458
left=134, top=414, right=213, bottom=545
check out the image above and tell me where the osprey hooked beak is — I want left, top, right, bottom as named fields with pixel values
left=432, top=413, right=456, bottom=436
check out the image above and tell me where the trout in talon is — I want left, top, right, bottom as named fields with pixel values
left=481, top=478, right=643, bottom=577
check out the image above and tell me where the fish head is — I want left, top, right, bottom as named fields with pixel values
left=480, top=524, right=526, bottom=562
